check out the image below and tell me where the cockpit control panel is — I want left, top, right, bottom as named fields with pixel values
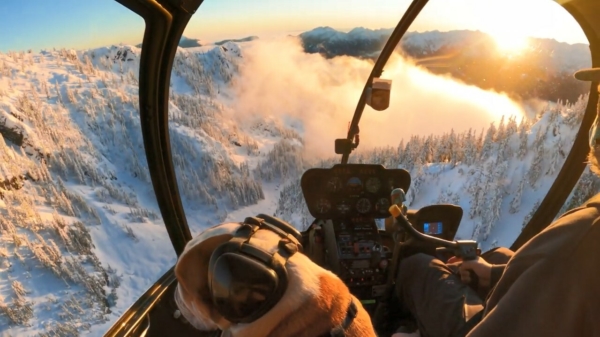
left=301, top=164, right=411, bottom=219
left=320, top=216, right=391, bottom=313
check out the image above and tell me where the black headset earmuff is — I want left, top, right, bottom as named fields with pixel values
left=207, top=217, right=301, bottom=324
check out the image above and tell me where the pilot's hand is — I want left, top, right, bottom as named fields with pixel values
left=458, top=257, right=492, bottom=289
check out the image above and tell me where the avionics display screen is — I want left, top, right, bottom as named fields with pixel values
left=351, top=260, right=370, bottom=269
left=423, top=222, right=443, bottom=235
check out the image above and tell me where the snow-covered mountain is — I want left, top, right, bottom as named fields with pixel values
left=135, top=35, right=259, bottom=49
left=0, top=31, right=597, bottom=336
left=0, top=42, right=298, bottom=335
left=178, top=36, right=204, bottom=48
left=299, top=27, right=591, bottom=103
left=300, top=27, right=393, bottom=58
left=214, top=36, right=259, bottom=46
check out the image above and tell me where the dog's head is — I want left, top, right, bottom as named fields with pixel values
left=174, top=222, right=376, bottom=337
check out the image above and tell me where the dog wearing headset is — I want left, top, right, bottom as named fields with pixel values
left=174, top=215, right=377, bottom=337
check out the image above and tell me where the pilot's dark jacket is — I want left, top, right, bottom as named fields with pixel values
left=396, top=194, right=600, bottom=337
left=468, top=194, right=600, bottom=337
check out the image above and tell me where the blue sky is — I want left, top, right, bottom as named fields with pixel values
left=0, top=0, right=144, bottom=51
left=0, top=0, right=589, bottom=52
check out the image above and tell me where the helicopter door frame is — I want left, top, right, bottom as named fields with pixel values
left=512, top=0, right=600, bottom=250
left=103, top=0, right=203, bottom=334
left=114, top=0, right=202, bottom=257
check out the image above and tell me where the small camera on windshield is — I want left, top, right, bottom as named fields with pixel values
left=366, top=78, right=392, bottom=111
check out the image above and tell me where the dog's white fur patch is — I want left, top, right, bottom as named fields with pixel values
left=174, top=282, right=221, bottom=331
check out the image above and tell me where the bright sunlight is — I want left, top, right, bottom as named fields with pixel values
left=492, top=31, right=530, bottom=53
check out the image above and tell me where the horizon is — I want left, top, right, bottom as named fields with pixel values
left=186, top=26, right=592, bottom=47
left=2, top=26, right=590, bottom=54
left=0, top=0, right=590, bottom=52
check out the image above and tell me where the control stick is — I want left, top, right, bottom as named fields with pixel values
left=389, top=204, right=481, bottom=288
left=388, top=205, right=478, bottom=260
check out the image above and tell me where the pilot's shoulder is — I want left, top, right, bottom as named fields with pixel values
left=513, top=202, right=600, bottom=263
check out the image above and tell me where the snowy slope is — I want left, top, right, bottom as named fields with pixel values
left=0, top=42, right=300, bottom=336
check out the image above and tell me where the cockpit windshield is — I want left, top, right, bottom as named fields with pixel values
left=0, top=0, right=595, bottom=336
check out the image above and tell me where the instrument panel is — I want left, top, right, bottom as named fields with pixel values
left=320, top=217, right=391, bottom=313
left=301, top=164, right=411, bottom=219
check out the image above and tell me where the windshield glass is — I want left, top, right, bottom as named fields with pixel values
left=173, top=0, right=592, bottom=251
left=0, top=0, right=594, bottom=335
left=169, top=0, right=411, bottom=232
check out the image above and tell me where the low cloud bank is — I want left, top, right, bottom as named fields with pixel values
left=229, top=37, right=525, bottom=157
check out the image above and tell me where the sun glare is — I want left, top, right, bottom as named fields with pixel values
left=492, top=31, right=530, bottom=53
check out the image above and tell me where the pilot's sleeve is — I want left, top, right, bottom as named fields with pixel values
left=488, top=264, right=506, bottom=290
left=468, top=219, right=600, bottom=337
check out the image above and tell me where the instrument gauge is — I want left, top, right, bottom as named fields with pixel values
left=346, top=177, right=363, bottom=194
left=365, top=177, right=382, bottom=193
left=336, top=201, right=351, bottom=215
left=315, top=198, right=331, bottom=214
left=356, top=198, right=372, bottom=214
left=375, top=198, right=390, bottom=213
left=387, top=178, right=395, bottom=190
left=339, top=221, right=348, bottom=230
left=327, top=177, right=343, bottom=193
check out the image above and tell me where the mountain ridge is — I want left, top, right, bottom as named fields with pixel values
left=299, top=27, right=591, bottom=103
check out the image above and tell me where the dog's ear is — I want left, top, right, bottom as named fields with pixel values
left=175, top=222, right=241, bottom=330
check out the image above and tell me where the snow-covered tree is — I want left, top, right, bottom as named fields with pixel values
left=480, top=122, right=496, bottom=159
left=518, top=123, right=528, bottom=159
left=510, top=176, right=525, bottom=214
left=546, top=136, right=564, bottom=176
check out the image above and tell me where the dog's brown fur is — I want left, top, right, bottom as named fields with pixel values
left=175, top=222, right=377, bottom=337
left=264, top=274, right=375, bottom=337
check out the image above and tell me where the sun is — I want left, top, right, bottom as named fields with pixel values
left=491, top=31, right=530, bottom=54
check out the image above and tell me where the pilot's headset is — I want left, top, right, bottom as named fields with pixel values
left=574, top=68, right=600, bottom=147
left=208, top=214, right=304, bottom=324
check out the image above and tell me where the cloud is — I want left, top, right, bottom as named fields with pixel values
left=228, top=37, right=525, bottom=158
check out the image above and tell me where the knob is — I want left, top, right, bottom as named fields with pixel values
left=379, top=259, right=388, bottom=269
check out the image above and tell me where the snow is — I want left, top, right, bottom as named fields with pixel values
left=0, top=28, right=597, bottom=336
left=225, top=181, right=280, bottom=222
left=300, top=26, right=343, bottom=40
left=0, top=43, right=268, bottom=335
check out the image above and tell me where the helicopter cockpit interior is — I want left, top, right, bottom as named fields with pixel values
left=0, top=0, right=599, bottom=336
left=104, top=0, right=599, bottom=335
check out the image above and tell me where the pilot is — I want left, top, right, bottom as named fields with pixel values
left=390, top=67, right=600, bottom=337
